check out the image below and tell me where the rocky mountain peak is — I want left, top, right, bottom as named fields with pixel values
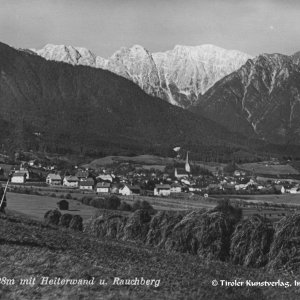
left=194, top=50, right=300, bottom=145
left=32, top=43, right=252, bottom=108
left=31, top=44, right=99, bottom=67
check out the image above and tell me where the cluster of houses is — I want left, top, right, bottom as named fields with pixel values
left=7, top=160, right=300, bottom=197
left=45, top=170, right=185, bottom=196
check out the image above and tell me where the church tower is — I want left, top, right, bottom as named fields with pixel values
left=185, top=151, right=191, bottom=173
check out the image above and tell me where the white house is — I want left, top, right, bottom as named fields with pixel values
left=154, top=184, right=171, bottom=196
left=46, top=174, right=62, bottom=185
left=13, top=165, right=30, bottom=179
left=63, top=176, right=79, bottom=188
left=119, top=185, right=131, bottom=196
left=11, top=172, right=27, bottom=184
left=119, top=184, right=141, bottom=196
left=96, top=182, right=111, bottom=193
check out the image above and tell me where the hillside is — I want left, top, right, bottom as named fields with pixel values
left=0, top=42, right=248, bottom=158
left=1, top=212, right=299, bottom=300
left=193, top=53, right=300, bottom=146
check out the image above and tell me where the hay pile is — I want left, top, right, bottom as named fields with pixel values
left=230, top=215, right=274, bottom=267
left=44, top=209, right=61, bottom=225
left=69, top=215, right=83, bottom=231
left=84, top=213, right=127, bottom=239
left=194, top=210, right=237, bottom=261
left=145, top=211, right=184, bottom=247
left=268, top=213, right=300, bottom=272
left=122, top=209, right=151, bottom=242
left=164, top=210, right=206, bottom=255
left=164, top=208, right=236, bottom=260
left=59, top=213, right=73, bottom=228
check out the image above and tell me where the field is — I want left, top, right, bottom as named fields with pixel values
left=6, top=190, right=217, bottom=219
left=6, top=192, right=98, bottom=221
left=211, top=193, right=300, bottom=221
left=239, top=162, right=299, bottom=175
left=1, top=212, right=300, bottom=299
left=82, top=155, right=177, bottom=169
left=7, top=188, right=300, bottom=223
left=219, top=193, right=300, bottom=206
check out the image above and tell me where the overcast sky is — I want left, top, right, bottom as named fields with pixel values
left=0, top=0, right=300, bottom=57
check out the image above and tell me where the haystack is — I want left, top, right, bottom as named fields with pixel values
left=44, top=209, right=61, bottom=225
left=268, top=213, right=300, bottom=272
left=59, top=213, right=73, bottom=228
left=194, top=210, right=236, bottom=261
left=69, top=215, right=83, bottom=231
left=84, top=213, right=127, bottom=239
left=230, top=215, right=274, bottom=267
left=146, top=211, right=184, bottom=247
left=122, top=209, right=152, bottom=242
left=164, top=210, right=206, bottom=255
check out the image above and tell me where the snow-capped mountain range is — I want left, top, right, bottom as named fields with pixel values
left=31, top=44, right=252, bottom=108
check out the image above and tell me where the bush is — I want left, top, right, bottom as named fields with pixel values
left=107, top=195, right=121, bottom=210
left=89, top=198, right=106, bottom=209
left=132, top=200, right=142, bottom=211
left=132, top=200, right=155, bottom=214
left=89, top=196, right=121, bottom=211
left=119, top=201, right=132, bottom=211
left=57, top=200, right=69, bottom=210
left=65, top=193, right=72, bottom=200
left=81, top=196, right=93, bottom=205
left=213, top=198, right=242, bottom=223
left=140, top=200, right=156, bottom=214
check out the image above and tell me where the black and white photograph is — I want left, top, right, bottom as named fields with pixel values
left=1, top=0, right=300, bottom=299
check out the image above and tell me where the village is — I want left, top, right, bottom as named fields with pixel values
left=2, top=151, right=300, bottom=198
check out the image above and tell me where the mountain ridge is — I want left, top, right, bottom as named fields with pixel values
left=31, top=43, right=252, bottom=108
left=193, top=52, right=300, bottom=145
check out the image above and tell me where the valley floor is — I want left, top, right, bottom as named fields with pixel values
left=1, top=212, right=300, bottom=299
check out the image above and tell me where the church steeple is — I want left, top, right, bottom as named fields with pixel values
left=185, top=151, right=190, bottom=173
left=175, top=168, right=178, bottom=178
